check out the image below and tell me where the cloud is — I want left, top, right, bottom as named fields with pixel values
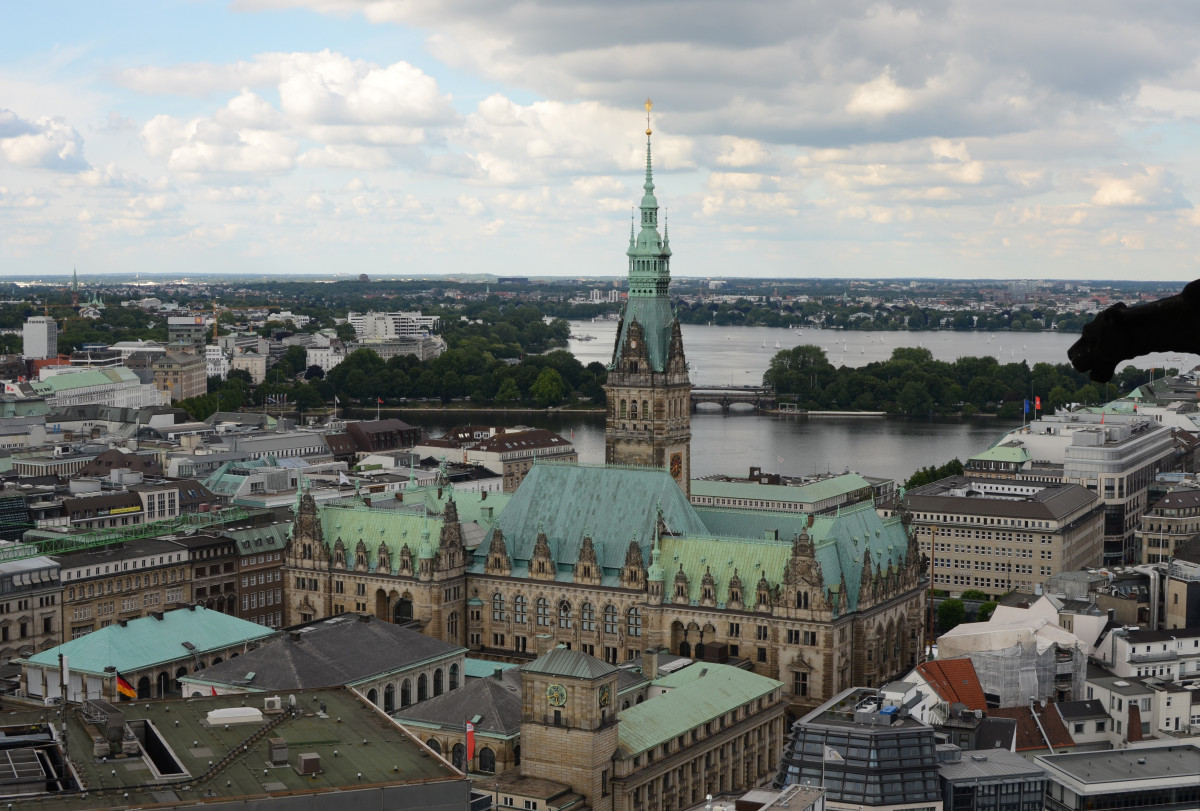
left=0, top=109, right=88, bottom=172
left=140, top=114, right=298, bottom=174
left=1086, top=166, right=1187, bottom=209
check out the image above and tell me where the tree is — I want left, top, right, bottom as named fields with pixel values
left=961, top=589, right=989, bottom=601
left=304, top=365, right=325, bottom=380
left=897, top=381, right=933, bottom=416
left=530, top=368, right=566, bottom=408
left=976, top=601, right=998, bottom=622
left=938, top=598, right=965, bottom=633
left=495, top=378, right=521, bottom=403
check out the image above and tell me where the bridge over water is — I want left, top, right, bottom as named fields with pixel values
left=690, top=386, right=776, bottom=413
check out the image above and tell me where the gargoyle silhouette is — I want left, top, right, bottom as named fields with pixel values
left=1069, top=280, right=1200, bottom=383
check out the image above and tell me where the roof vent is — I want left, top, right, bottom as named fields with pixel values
left=971, top=755, right=988, bottom=762
left=1137, top=757, right=1146, bottom=764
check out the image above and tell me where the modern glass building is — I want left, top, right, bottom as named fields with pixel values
left=774, top=687, right=943, bottom=811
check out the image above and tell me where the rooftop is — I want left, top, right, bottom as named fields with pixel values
left=522, top=646, right=619, bottom=681
left=938, top=748, right=1046, bottom=781
left=179, top=614, right=464, bottom=692
left=1036, top=744, right=1200, bottom=789
left=800, top=687, right=931, bottom=732
left=22, top=606, right=274, bottom=674
left=986, top=703, right=1074, bottom=751
left=914, top=658, right=986, bottom=710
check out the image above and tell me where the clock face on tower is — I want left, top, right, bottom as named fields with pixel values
left=546, top=683, right=567, bottom=707
left=670, top=452, right=683, bottom=479
left=599, top=684, right=612, bottom=707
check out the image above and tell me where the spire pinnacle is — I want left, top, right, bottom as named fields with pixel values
left=645, top=98, right=653, bottom=136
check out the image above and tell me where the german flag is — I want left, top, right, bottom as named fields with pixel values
left=116, top=673, right=136, bottom=699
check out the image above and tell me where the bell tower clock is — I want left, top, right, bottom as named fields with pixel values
left=518, top=647, right=621, bottom=811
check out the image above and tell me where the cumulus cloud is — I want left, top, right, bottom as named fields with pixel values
left=0, top=109, right=88, bottom=172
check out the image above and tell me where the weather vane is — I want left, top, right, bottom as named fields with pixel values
left=645, top=98, right=653, bottom=136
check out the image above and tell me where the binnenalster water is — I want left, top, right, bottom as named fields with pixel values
left=401, top=322, right=1197, bottom=485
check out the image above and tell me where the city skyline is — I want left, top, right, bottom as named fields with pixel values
left=6, top=2, right=1200, bottom=280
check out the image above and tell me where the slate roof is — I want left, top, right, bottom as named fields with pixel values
left=522, top=647, right=619, bottom=681
left=617, top=662, right=782, bottom=757
left=180, top=614, right=464, bottom=691
left=472, top=429, right=573, bottom=453
left=394, top=667, right=522, bottom=737
left=986, top=703, right=1075, bottom=751
left=1056, top=699, right=1109, bottom=721
left=485, top=463, right=709, bottom=572
left=21, top=606, right=273, bottom=674
left=915, top=658, right=987, bottom=710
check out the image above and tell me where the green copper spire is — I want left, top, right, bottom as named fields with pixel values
left=611, top=98, right=675, bottom=372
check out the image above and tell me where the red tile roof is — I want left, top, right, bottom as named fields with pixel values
left=987, top=703, right=1075, bottom=752
left=916, top=658, right=987, bottom=710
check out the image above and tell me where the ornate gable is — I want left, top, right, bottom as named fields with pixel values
left=485, top=529, right=512, bottom=576
left=574, top=533, right=601, bottom=585
left=376, top=541, right=391, bottom=574
left=530, top=524, right=555, bottom=581
left=621, top=537, right=645, bottom=589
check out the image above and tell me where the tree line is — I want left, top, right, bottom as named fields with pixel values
left=764, top=345, right=1162, bottom=417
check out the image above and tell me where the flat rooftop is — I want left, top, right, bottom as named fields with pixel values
left=0, top=686, right=462, bottom=809
left=800, top=687, right=931, bottom=731
left=939, top=749, right=1045, bottom=781
left=1036, top=744, right=1200, bottom=790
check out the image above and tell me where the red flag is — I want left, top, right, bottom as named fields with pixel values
left=465, top=721, right=475, bottom=761
left=377, top=397, right=383, bottom=404
left=1035, top=396, right=1041, bottom=411
left=211, top=686, right=218, bottom=696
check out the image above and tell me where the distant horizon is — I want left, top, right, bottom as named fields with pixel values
left=0, top=272, right=1188, bottom=287
left=8, top=3, right=1200, bottom=280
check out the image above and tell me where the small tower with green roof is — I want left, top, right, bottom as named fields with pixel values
left=604, top=99, right=692, bottom=496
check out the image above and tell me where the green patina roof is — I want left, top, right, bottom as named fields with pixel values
left=464, top=658, right=518, bottom=679
left=669, top=502, right=910, bottom=612
left=31, top=367, right=140, bottom=395
left=522, top=646, right=620, bottom=681
left=970, top=444, right=1031, bottom=464
left=617, top=662, right=781, bottom=757
left=22, top=606, right=273, bottom=674
left=811, top=504, right=911, bottom=612
left=321, top=500, right=435, bottom=570
left=691, top=473, right=873, bottom=506
left=613, top=299, right=675, bottom=373
left=201, top=458, right=279, bottom=496
left=482, top=463, right=709, bottom=572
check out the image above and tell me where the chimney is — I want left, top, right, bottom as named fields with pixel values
left=188, top=603, right=196, bottom=611
left=493, top=667, right=504, bottom=681
left=357, top=613, right=370, bottom=623
left=363, top=497, right=371, bottom=507
left=642, top=649, right=659, bottom=681
left=117, top=619, right=127, bottom=628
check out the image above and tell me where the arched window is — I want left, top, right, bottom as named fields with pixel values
left=479, top=746, right=496, bottom=773
left=627, top=607, right=642, bottom=638
left=630, top=401, right=638, bottom=420
left=418, top=673, right=429, bottom=701
left=619, top=399, right=627, bottom=419
left=558, top=600, right=572, bottom=629
left=384, top=683, right=395, bottom=712
left=452, top=743, right=465, bottom=771
left=603, top=604, right=618, bottom=634
left=400, top=679, right=412, bottom=707
left=427, top=739, right=441, bottom=754
left=642, top=400, right=649, bottom=419
left=492, top=592, right=505, bottom=621
left=394, top=598, right=413, bottom=623
left=514, top=595, right=527, bottom=624
left=580, top=602, right=595, bottom=632
left=796, top=591, right=809, bottom=609
left=434, top=668, right=444, bottom=696
left=449, top=663, right=459, bottom=690
left=536, top=598, right=550, bottom=627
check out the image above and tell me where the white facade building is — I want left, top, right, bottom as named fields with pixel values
left=307, top=341, right=348, bottom=372
left=22, top=316, right=58, bottom=359
left=205, top=345, right=231, bottom=380
left=347, top=310, right=439, bottom=340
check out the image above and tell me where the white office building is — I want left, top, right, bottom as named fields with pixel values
left=347, top=311, right=439, bottom=340
left=22, top=316, right=58, bottom=359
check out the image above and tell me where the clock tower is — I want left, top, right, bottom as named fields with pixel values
left=518, top=646, right=621, bottom=811
left=604, top=99, right=692, bottom=497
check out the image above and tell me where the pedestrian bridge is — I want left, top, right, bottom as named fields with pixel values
left=690, top=386, right=776, bottom=413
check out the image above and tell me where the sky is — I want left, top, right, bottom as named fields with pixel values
left=6, top=2, right=1200, bottom=282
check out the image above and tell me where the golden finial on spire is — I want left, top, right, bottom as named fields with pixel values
left=645, top=97, right=653, bottom=136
